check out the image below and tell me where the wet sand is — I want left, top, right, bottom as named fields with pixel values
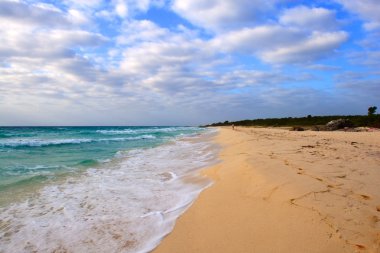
left=153, top=127, right=380, bottom=253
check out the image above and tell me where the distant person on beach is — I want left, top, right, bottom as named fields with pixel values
left=232, top=124, right=235, bottom=130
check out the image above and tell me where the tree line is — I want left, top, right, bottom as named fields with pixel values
left=204, top=107, right=379, bottom=128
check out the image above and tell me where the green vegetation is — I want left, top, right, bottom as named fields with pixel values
left=205, top=114, right=380, bottom=128
left=368, top=106, right=377, bottom=116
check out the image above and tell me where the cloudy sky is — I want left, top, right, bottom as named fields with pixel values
left=0, top=0, right=379, bottom=126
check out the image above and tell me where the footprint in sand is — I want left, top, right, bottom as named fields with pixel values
left=360, top=194, right=371, bottom=200
left=355, top=244, right=366, bottom=250
left=295, top=168, right=305, bottom=175
left=263, top=186, right=279, bottom=201
left=376, top=205, right=380, bottom=212
left=301, top=145, right=315, bottom=148
left=370, top=216, right=379, bottom=228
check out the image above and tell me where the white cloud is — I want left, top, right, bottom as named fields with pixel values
left=114, top=0, right=128, bottom=18
left=0, top=0, right=69, bottom=27
left=204, top=4, right=346, bottom=65
left=0, top=1, right=111, bottom=124
left=171, top=0, right=277, bottom=31
left=211, top=25, right=304, bottom=54
left=0, top=1, right=376, bottom=125
left=117, top=21, right=215, bottom=98
left=260, top=31, right=348, bottom=64
left=61, top=0, right=166, bottom=22
left=211, top=25, right=348, bottom=64
left=117, top=20, right=170, bottom=45
left=0, top=23, right=106, bottom=60
left=279, top=6, right=338, bottom=31
left=336, top=0, right=380, bottom=90
left=336, top=0, right=380, bottom=31
left=64, top=0, right=103, bottom=8
left=68, top=9, right=91, bottom=24
left=214, top=69, right=311, bottom=88
left=112, top=0, right=165, bottom=18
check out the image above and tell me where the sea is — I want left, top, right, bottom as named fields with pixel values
left=0, top=126, right=218, bottom=253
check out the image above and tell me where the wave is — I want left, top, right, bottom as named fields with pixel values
left=0, top=132, right=218, bottom=253
left=0, top=165, right=63, bottom=180
left=0, top=138, right=93, bottom=147
left=76, top=159, right=100, bottom=167
left=96, top=129, right=136, bottom=134
left=98, top=135, right=156, bottom=142
left=96, top=127, right=200, bottom=135
left=0, top=174, right=50, bottom=192
left=0, top=135, right=157, bottom=148
left=0, top=133, right=32, bottom=138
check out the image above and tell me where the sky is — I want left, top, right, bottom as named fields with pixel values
left=0, top=0, right=379, bottom=126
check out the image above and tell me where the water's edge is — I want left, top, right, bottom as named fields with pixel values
left=0, top=128, right=220, bottom=253
left=147, top=128, right=221, bottom=253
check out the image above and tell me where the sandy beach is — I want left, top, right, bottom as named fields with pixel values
left=154, top=127, right=380, bottom=253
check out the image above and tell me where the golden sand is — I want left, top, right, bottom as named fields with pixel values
left=153, top=127, right=380, bottom=253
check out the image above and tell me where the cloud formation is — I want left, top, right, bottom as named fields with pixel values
left=0, top=0, right=378, bottom=125
left=211, top=5, right=347, bottom=64
left=0, top=1, right=68, bottom=26
left=171, top=0, right=277, bottom=31
left=336, top=0, right=380, bottom=31
left=279, top=6, right=338, bottom=31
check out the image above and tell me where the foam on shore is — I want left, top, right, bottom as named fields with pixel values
left=0, top=129, right=219, bottom=253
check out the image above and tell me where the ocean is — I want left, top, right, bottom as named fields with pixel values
left=0, top=126, right=218, bottom=252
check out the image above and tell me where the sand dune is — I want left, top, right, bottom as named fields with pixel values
left=153, top=127, right=380, bottom=253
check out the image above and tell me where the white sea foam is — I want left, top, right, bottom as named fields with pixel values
left=0, top=135, right=156, bottom=147
left=96, top=129, right=137, bottom=134
left=98, top=135, right=156, bottom=141
left=0, top=130, right=219, bottom=253
left=0, top=138, right=93, bottom=147
left=96, top=127, right=201, bottom=135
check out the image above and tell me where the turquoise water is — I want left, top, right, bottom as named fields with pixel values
left=0, top=126, right=217, bottom=252
left=0, top=126, right=202, bottom=192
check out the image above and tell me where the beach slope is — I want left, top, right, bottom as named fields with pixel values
left=153, top=127, right=380, bottom=253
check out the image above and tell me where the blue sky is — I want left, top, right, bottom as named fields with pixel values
left=0, top=0, right=379, bottom=126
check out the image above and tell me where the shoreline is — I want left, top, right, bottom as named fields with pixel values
left=153, top=127, right=380, bottom=253
left=0, top=128, right=219, bottom=253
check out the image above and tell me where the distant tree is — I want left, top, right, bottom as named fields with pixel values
left=224, top=120, right=229, bottom=125
left=368, top=106, right=377, bottom=116
left=307, top=115, right=312, bottom=119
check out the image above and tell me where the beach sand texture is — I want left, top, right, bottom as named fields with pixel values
left=154, top=127, right=380, bottom=253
